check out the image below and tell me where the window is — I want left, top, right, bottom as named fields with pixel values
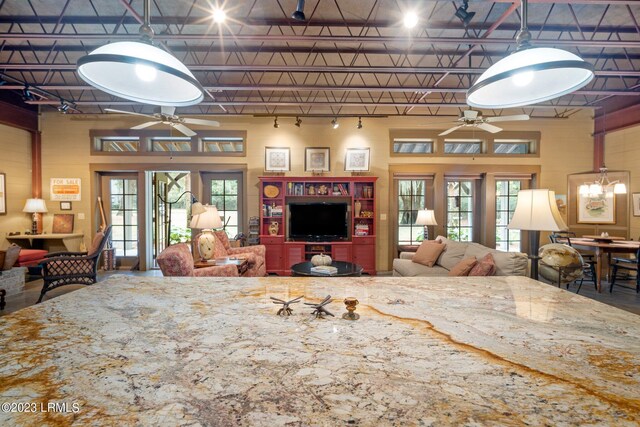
left=495, top=180, right=521, bottom=252
left=209, top=174, right=242, bottom=238
left=443, top=139, right=482, bottom=154
left=150, top=137, right=192, bottom=152
left=110, top=178, right=138, bottom=256
left=96, top=137, right=139, bottom=152
left=493, top=139, right=532, bottom=154
left=397, top=179, right=427, bottom=245
left=393, top=138, right=434, bottom=154
left=201, top=137, right=244, bottom=153
left=446, top=180, right=473, bottom=241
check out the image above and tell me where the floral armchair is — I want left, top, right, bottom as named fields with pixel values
left=213, top=231, right=266, bottom=277
left=157, top=243, right=239, bottom=277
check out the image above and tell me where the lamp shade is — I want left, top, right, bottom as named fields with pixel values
left=415, top=209, right=437, bottom=226
left=467, top=47, right=594, bottom=109
left=508, top=189, right=567, bottom=232
left=77, top=41, right=204, bottom=106
left=23, top=198, right=48, bottom=213
left=191, top=201, right=206, bottom=216
left=190, top=205, right=223, bottom=230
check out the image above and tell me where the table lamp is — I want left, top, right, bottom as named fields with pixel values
left=508, top=189, right=568, bottom=280
left=415, top=209, right=437, bottom=241
left=23, top=198, right=48, bottom=234
left=190, top=205, right=223, bottom=261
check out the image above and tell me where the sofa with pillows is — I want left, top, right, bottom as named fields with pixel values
left=392, top=236, right=528, bottom=277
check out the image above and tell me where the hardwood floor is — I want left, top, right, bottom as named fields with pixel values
left=1, top=271, right=638, bottom=316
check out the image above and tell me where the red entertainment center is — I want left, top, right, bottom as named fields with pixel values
left=259, top=176, right=377, bottom=275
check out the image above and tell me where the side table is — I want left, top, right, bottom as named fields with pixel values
left=195, top=257, right=249, bottom=276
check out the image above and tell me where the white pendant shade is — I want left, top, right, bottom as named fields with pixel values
left=23, top=198, right=48, bottom=213
left=190, top=205, right=223, bottom=230
left=467, top=47, right=594, bottom=109
left=508, top=189, right=567, bottom=232
left=77, top=41, right=204, bottom=107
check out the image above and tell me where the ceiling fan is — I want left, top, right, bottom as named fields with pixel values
left=104, top=106, right=220, bottom=137
left=438, top=109, right=529, bottom=136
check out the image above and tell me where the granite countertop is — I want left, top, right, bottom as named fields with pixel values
left=1, top=275, right=639, bottom=426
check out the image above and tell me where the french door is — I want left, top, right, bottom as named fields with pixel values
left=100, top=173, right=139, bottom=268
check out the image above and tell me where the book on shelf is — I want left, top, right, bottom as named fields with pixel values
left=310, top=265, right=338, bottom=275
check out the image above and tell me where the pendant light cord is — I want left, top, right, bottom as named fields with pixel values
left=139, top=0, right=154, bottom=41
left=515, top=0, right=531, bottom=51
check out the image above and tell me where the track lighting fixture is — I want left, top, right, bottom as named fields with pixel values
left=22, top=86, right=34, bottom=101
left=212, top=8, right=226, bottom=24
left=357, top=117, right=363, bottom=129
left=403, top=11, right=419, bottom=29
left=291, top=0, right=306, bottom=21
left=295, top=117, right=302, bottom=127
left=331, top=118, right=339, bottom=129
left=274, top=117, right=279, bottom=128
left=455, top=0, right=475, bottom=27
left=57, top=102, right=70, bottom=113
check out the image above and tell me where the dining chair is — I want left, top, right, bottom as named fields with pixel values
left=609, top=247, right=640, bottom=293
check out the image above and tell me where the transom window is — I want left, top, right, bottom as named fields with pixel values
left=493, top=139, right=532, bottom=154
left=397, top=179, right=427, bottom=245
left=443, top=139, right=482, bottom=154
left=446, top=180, right=474, bottom=241
left=151, top=137, right=192, bottom=152
left=97, top=137, right=139, bottom=152
left=202, top=137, right=244, bottom=153
left=393, top=138, right=434, bottom=154
left=495, top=180, right=522, bottom=252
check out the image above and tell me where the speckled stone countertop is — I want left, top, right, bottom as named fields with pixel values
left=1, top=275, right=639, bottom=426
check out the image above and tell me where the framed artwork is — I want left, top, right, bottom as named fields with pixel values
left=265, top=147, right=290, bottom=172
left=305, top=147, right=330, bottom=172
left=52, top=213, right=74, bottom=234
left=633, top=193, right=640, bottom=217
left=60, top=201, right=72, bottom=211
left=0, top=173, right=5, bottom=215
left=577, top=193, right=615, bottom=224
left=344, top=148, right=370, bottom=172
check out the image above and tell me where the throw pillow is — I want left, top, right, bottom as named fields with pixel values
left=448, top=256, right=477, bottom=276
left=2, top=244, right=21, bottom=270
left=468, top=253, right=497, bottom=276
left=412, top=241, right=445, bottom=267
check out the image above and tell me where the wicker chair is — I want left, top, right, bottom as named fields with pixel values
left=37, top=226, right=112, bottom=303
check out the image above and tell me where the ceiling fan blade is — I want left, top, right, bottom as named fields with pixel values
left=476, top=123, right=503, bottom=133
left=439, top=124, right=466, bottom=136
left=463, top=110, right=479, bottom=120
left=170, top=123, right=197, bottom=136
left=160, top=106, right=176, bottom=116
left=131, top=121, right=160, bottom=130
left=182, top=118, right=221, bottom=127
left=485, top=114, right=530, bottom=123
left=105, top=108, right=157, bottom=119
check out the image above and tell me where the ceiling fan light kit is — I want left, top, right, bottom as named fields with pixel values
left=76, top=0, right=204, bottom=107
left=466, top=0, right=593, bottom=109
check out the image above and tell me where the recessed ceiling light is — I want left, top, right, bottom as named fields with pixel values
left=212, top=8, right=226, bottom=24
left=403, top=11, right=419, bottom=29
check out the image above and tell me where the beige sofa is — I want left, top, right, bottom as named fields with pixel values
left=393, top=236, right=528, bottom=277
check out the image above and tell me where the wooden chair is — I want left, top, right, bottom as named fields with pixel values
left=609, top=247, right=640, bottom=293
left=37, top=226, right=112, bottom=303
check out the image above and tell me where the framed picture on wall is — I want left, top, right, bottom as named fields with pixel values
left=52, top=213, right=74, bottom=234
left=577, top=193, right=615, bottom=224
left=264, top=147, right=290, bottom=172
left=305, top=147, right=330, bottom=172
left=60, top=201, right=72, bottom=211
left=344, top=148, right=370, bottom=172
left=0, top=172, right=5, bottom=215
left=633, top=193, right=640, bottom=217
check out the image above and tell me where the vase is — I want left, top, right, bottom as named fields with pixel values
left=354, top=200, right=362, bottom=218
left=269, top=222, right=279, bottom=236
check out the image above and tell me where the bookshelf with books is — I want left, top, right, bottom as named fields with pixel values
left=259, top=176, right=377, bottom=275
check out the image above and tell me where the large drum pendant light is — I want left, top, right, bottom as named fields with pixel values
left=467, top=0, right=594, bottom=109
left=77, top=0, right=203, bottom=107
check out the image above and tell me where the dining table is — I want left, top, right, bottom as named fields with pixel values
left=570, top=237, right=640, bottom=292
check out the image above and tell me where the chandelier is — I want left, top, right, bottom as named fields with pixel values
left=578, top=167, right=626, bottom=197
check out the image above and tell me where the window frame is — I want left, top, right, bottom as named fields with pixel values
left=495, top=180, right=522, bottom=252
left=396, top=178, right=430, bottom=245
left=445, top=179, right=476, bottom=242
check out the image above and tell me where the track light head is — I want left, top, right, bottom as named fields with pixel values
left=22, top=86, right=34, bottom=101
left=57, top=102, right=70, bottom=113
left=291, top=0, right=306, bottom=21
left=357, top=117, right=363, bottom=129
left=273, top=117, right=279, bottom=128
left=455, top=0, right=475, bottom=27
left=295, top=117, right=302, bottom=127
left=331, top=118, right=339, bottom=129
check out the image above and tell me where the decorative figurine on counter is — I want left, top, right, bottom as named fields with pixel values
left=342, top=297, right=360, bottom=320
left=270, top=296, right=303, bottom=316
left=305, top=295, right=334, bottom=318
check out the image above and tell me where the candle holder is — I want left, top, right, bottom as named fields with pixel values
left=342, top=297, right=359, bottom=320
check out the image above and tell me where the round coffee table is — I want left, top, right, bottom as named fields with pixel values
left=291, top=261, right=363, bottom=277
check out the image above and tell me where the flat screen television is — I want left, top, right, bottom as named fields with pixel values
left=288, top=202, right=349, bottom=241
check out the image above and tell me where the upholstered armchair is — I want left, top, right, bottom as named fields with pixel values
left=213, top=231, right=266, bottom=277
left=38, top=226, right=112, bottom=303
left=157, top=243, right=239, bottom=277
